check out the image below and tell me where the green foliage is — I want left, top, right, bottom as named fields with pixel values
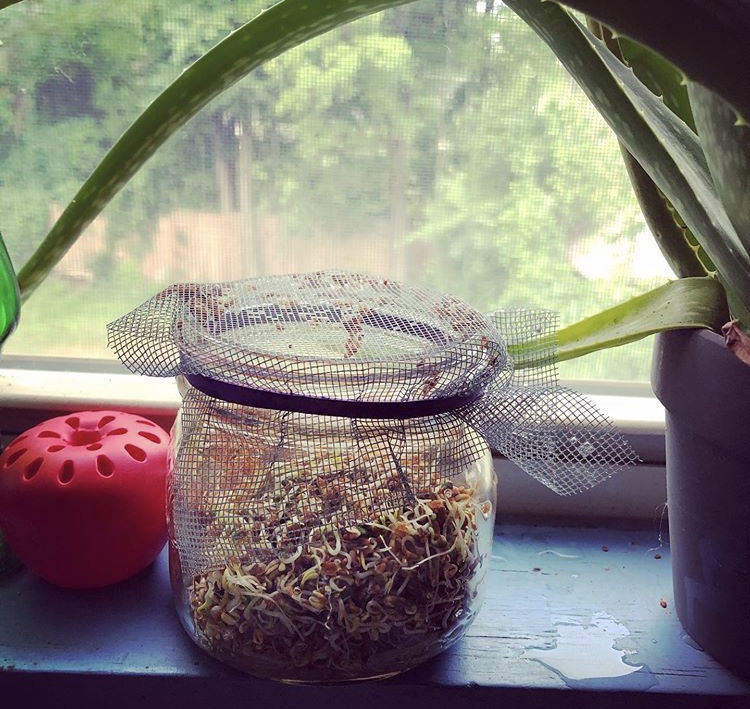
left=511, top=277, right=727, bottom=367
left=556, top=0, right=750, bottom=124
left=1, top=0, right=680, bottom=381
left=507, top=0, right=750, bottom=341
left=13, top=0, right=418, bottom=297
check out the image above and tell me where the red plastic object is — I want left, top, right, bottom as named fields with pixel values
left=0, top=410, right=169, bottom=588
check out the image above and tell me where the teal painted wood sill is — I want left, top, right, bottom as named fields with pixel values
left=1, top=523, right=749, bottom=708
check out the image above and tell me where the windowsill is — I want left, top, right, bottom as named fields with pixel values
left=2, top=361, right=748, bottom=705
left=0, top=358, right=182, bottom=435
left=1, top=521, right=749, bottom=708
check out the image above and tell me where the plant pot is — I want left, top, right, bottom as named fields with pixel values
left=652, top=328, right=750, bottom=679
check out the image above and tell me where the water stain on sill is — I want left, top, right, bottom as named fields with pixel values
left=522, top=611, right=655, bottom=687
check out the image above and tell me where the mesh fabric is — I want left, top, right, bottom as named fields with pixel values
left=108, top=271, right=636, bottom=569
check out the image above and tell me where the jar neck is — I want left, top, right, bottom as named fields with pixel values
left=183, top=372, right=487, bottom=420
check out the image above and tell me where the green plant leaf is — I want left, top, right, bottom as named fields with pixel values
left=612, top=31, right=727, bottom=280
left=16, top=0, right=415, bottom=300
left=509, top=277, right=728, bottom=367
left=505, top=0, right=750, bottom=327
left=688, top=83, right=750, bottom=267
left=618, top=151, right=710, bottom=278
left=617, top=37, right=695, bottom=132
left=557, top=0, right=750, bottom=123
left=585, top=22, right=707, bottom=279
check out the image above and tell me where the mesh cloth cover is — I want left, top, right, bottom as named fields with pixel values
left=108, top=271, right=636, bottom=568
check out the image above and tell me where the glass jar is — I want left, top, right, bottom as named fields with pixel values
left=109, top=272, right=631, bottom=682
left=167, top=388, right=496, bottom=683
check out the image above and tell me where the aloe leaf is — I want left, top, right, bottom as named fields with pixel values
left=557, top=0, right=750, bottom=123
left=613, top=32, right=720, bottom=277
left=16, top=0, right=414, bottom=300
left=688, top=84, right=750, bottom=259
left=505, top=0, right=750, bottom=328
left=509, top=278, right=728, bottom=367
left=586, top=23, right=707, bottom=278
left=619, top=152, right=710, bottom=279
left=617, top=37, right=695, bottom=132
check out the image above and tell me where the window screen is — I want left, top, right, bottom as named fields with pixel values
left=0, top=0, right=671, bottom=381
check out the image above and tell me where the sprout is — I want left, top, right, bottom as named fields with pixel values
left=190, top=483, right=491, bottom=680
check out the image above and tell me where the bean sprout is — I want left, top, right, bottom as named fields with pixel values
left=190, top=484, right=490, bottom=680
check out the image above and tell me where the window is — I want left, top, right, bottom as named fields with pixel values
left=1, top=0, right=671, bottom=375
left=1, top=1, right=668, bottom=518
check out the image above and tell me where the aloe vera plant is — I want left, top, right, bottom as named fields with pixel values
left=3, top=0, right=749, bottom=365
left=503, top=0, right=750, bottom=364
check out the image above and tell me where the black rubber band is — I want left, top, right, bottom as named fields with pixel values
left=184, top=373, right=484, bottom=419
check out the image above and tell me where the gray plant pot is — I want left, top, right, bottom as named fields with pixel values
left=652, top=328, right=750, bottom=679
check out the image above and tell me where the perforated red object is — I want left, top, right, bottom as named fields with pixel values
left=0, top=411, right=169, bottom=588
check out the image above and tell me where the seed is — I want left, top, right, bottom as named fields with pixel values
left=189, top=482, right=484, bottom=675
left=321, top=559, right=339, bottom=575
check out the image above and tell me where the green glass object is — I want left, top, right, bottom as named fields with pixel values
left=0, top=232, right=20, bottom=347
left=0, top=232, right=21, bottom=575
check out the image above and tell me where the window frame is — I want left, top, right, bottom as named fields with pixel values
left=0, top=355, right=667, bottom=522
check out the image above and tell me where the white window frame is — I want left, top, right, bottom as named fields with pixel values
left=0, top=356, right=667, bottom=523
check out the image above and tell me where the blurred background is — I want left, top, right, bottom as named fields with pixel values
left=0, top=0, right=672, bottom=382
